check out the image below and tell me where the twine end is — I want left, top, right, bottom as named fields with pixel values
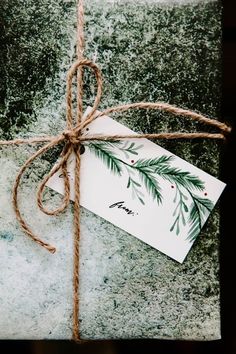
left=72, top=333, right=82, bottom=344
left=222, top=124, right=233, bottom=140
left=47, top=245, right=56, bottom=254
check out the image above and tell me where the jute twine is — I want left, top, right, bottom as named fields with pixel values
left=0, top=0, right=231, bottom=341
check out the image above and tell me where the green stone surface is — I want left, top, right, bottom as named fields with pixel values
left=0, top=0, right=222, bottom=339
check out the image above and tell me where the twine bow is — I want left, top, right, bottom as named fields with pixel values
left=0, top=0, right=231, bottom=341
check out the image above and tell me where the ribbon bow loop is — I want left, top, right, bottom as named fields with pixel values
left=66, top=58, right=103, bottom=131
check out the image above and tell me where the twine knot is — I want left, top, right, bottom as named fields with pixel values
left=63, top=129, right=81, bottom=145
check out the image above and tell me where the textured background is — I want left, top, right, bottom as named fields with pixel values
left=0, top=0, right=224, bottom=341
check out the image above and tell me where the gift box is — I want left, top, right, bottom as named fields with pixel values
left=0, top=0, right=223, bottom=340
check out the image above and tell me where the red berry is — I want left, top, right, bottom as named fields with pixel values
left=204, top=192, right=207, bottom=196
left=131, top=160, right=134, bottom=163
left=171, top=185, right=174, bottom=189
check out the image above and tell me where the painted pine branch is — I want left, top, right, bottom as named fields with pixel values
left=170, top=184, right=189, bottom=235
left=86, top=141, right=214, bottom=243
left=127, top=176, right=145, bottom=205
left=136, top=168, right=162, bottom=204
left=87, top=142, right=122, bottom=176
left=187, top=194, right=214, bottom=242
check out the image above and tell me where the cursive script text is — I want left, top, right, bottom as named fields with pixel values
left=109, top=201, right=137, bottom=216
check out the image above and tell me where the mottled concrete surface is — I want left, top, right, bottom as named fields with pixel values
left=0, top=0, right=222, bottom=340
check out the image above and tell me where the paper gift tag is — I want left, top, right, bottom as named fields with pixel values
left=46, top=107, right=226, bottom=263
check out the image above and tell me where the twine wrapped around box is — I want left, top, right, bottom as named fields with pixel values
left=0, top=0, right=231, bottom=342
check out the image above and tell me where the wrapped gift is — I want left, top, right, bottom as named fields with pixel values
left=0, top=0, right=225, bottom=340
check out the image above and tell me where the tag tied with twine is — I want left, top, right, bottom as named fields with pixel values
left=0, top=0, right=231, bottom=342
